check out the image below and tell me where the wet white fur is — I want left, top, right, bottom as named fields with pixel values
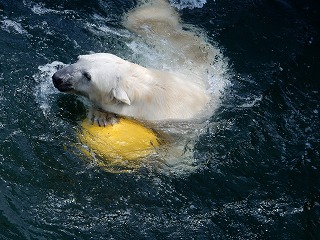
left=69, top=53, right=209, bottom=121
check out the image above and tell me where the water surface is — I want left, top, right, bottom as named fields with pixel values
left=0, top=0, right=319, bottom=239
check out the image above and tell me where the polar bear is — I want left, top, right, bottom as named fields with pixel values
left=52, top=53, right=209, bottom=125
left=52, top=0, right=215, bottom=126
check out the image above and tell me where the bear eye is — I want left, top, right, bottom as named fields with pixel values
left=83, top=72, right=92, bottom=81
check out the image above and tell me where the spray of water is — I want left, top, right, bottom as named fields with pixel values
left=33, top=0, right=230, bottom=175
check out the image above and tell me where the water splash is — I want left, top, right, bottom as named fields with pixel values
left=170, top=0, right=208, bottom=9
left=33, top=61, right=66, bottom=117
left=32, top=0, right=230, bottom=176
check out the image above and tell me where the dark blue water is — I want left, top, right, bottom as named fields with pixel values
left=0, top=0, right=319, bottom=239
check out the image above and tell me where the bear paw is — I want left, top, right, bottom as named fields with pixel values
left=88, top=109, right=118, bottom=127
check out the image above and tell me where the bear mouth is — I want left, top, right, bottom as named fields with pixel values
left=52, top=73, right=74, bottom=92
left=55, top=84, right=74, bottom=92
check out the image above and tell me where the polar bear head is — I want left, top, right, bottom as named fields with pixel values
left=52, top=53, right=131, bottom=105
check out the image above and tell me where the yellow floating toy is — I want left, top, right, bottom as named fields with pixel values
left=78, top=118, right=161, bottom=171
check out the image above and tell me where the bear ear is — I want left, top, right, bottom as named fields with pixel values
left=112, top=87, right=131, bottom=105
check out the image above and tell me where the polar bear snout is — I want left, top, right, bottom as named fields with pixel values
left=52, top=72, right=63, bottom=86
left=52, top=72, right=74, bottom=92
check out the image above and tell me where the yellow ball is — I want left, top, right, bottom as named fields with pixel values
left=78, top=118, right=160, bottom=170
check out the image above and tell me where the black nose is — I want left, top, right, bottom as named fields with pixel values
left=52, top=73, right=63, bottom=87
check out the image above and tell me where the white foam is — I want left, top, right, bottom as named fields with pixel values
left=170, top=0, right=208, bottom=9
left=240, top=95, right=263, bottom=108
left=126, top=41, right=171, bottom=70
left=0, top=19, right=29, bottom=35
left=28, top=2, right=74, bottom=15
left=85, top=22, right=131, bottom=39
left=33, top=61, right=66, bottom=117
